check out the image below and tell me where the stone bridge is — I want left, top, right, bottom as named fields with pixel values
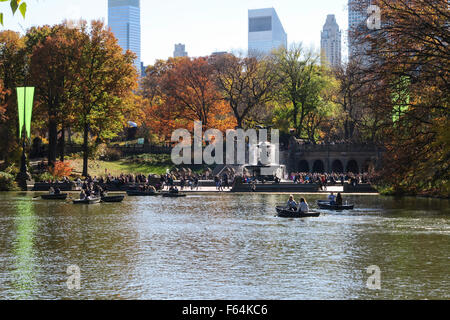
left=286, top=141, right=383, bottom=174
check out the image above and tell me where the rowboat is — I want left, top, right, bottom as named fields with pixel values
left=162, top=193, right=187, bottom=198
left=276, top=206, right=321, bottom=218
left=73, top=197, right=101, bottom=205
left=101, top=195, right=125, bottom=203
left=317, top=200, right=354, bottom=210
left=126, top=190, right=159, bottom=196
left=41, top=194, right=68, bottom=200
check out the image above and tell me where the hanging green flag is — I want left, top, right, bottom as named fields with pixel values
left=16, top=87, right=35, bottom=139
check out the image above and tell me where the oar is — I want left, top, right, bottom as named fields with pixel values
left=32, top=195, right=41, bottom=199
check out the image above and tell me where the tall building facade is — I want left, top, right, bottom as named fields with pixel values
left=321, top=15, right=342, bottom=67
left=248, top=8, right=287, bottom=55
left=174, top=44, right=188, bottom=58
left=348, top=0, right=372, bottom=63
left=108, top=0, right=141, bottom=75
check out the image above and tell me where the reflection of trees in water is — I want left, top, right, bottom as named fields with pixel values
left=339, top=196, right=450, bottom=299
left=41, top=203, right=141, bottom=298
left=12, top=200, right=38, bottom=299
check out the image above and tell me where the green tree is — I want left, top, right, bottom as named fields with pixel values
left=273, top=44, right=333, bottom=140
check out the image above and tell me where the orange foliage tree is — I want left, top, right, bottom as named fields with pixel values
left=49, top=160, right=73, bottom=178
left=140, top=57, right=236, bottom=142
left=0, top=79, right=8, bottom=121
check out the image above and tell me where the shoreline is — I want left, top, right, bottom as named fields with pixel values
left=4, top=189, right=382, bottom=196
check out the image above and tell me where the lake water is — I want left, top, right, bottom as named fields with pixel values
left=0, top=192, right=448, bottom=300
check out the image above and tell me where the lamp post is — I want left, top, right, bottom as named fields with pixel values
left=16, top=64, right=34, bottom=191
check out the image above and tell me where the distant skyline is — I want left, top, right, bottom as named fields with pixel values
left=108, top=0, right=141, bottom=74
left=248, top=8, right=288, bottom=55
left=0, top=0, right=350, bottom=65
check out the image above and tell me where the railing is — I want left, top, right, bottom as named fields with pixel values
left=291, top=143, right=380, bottom=153
left=110, top=144, right=172, bottom=155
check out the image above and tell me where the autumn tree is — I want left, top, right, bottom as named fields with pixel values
left=73, top=20, right=138, bottom=177
left=0, top=30, right=26, bottom=164
left=140, top=59, right=180, bottom=141
left=352, top=0, right=449, bottom=196
left=212, top=53, right=279, bottom=128
left=27, top=23, right=82, bottom=165
left=140, top=57, right=236, bottom=141
left=161, top=57, right=225, bottom=129
left=0, top=79, right=7, bottom=120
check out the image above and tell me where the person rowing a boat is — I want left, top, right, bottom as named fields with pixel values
left=298, top=198, right=310, bottom=213
left=79, top=189, right=86, bottom=200
left=286, top=195, right=298, bottom=211
left=328, top=192, right=337, bottom=205
left=49, top=186, right=55, bottom=195
left=336, top=192, right=343, bottom=206
left=54, top=187, right=61, bottom=195
left=169, top=186, right=179, bottom=194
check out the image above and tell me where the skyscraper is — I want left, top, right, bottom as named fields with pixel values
left=248, top=8, right=287, bottom=55
left=108, top=0, right=141, bottom=75
left=348, top=0, right=371, bottom=63
left=321, top=14, right=342, bottom=67
left=174, top=44, right=188, bottom=58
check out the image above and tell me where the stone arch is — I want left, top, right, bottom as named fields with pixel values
left=313, top=160, right=325, bottom=173
left=331, top=159, right=344, bottom=173
left=298, top=160, right=310, bottom=173
left=347, top=160, right=359, bottom=174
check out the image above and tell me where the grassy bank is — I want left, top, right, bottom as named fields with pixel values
left=69, top=153, right=210, bottom=177
left=70, top=159, right=172, bottom=176
left=376, top=185, right=450, bottom=199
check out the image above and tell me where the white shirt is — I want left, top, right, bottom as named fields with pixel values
left=299, top=202, right=309, bottom=213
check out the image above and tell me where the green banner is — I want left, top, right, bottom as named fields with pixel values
left=16, top=87, right=35, bottom=139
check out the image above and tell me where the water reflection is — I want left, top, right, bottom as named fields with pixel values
left=0, top=193, right=448, bottom=299
left=12, top=199, right=38, bottom=299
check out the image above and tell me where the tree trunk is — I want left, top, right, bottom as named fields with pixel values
left=292, top=102, right=298, bottom=135
left=59, top=126, right=65, bottom=162
left=236, top=116, right=243, bottom=129
left=48, top=119, right=58, bottom=167
left=82, top=122, right=89, bottom=177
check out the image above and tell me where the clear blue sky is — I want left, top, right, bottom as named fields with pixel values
left=1, top=0, right=350, bottom=65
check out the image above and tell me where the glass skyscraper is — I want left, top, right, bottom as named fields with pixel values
left=348, top=0, right=372, bottom=62
left=248, top=8, right=287, bottom=55
left=108, top=0, right=141, bottom=75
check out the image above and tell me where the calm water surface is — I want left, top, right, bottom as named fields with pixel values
left=0, top=192, right=448, bottom=300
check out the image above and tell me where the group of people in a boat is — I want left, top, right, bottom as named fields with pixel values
left=79, top=183, right=107, bottom=200
left=286, top=195, right=310, bottom=213
left=48, top=187, right=62, bottom=195
left=286, top=192, right=344, bottom=212
left=169, top=186, right=180, bottom=194
left=327, top=192, right=343, bottom=206
left=138, top=184, right=157, bottom=193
